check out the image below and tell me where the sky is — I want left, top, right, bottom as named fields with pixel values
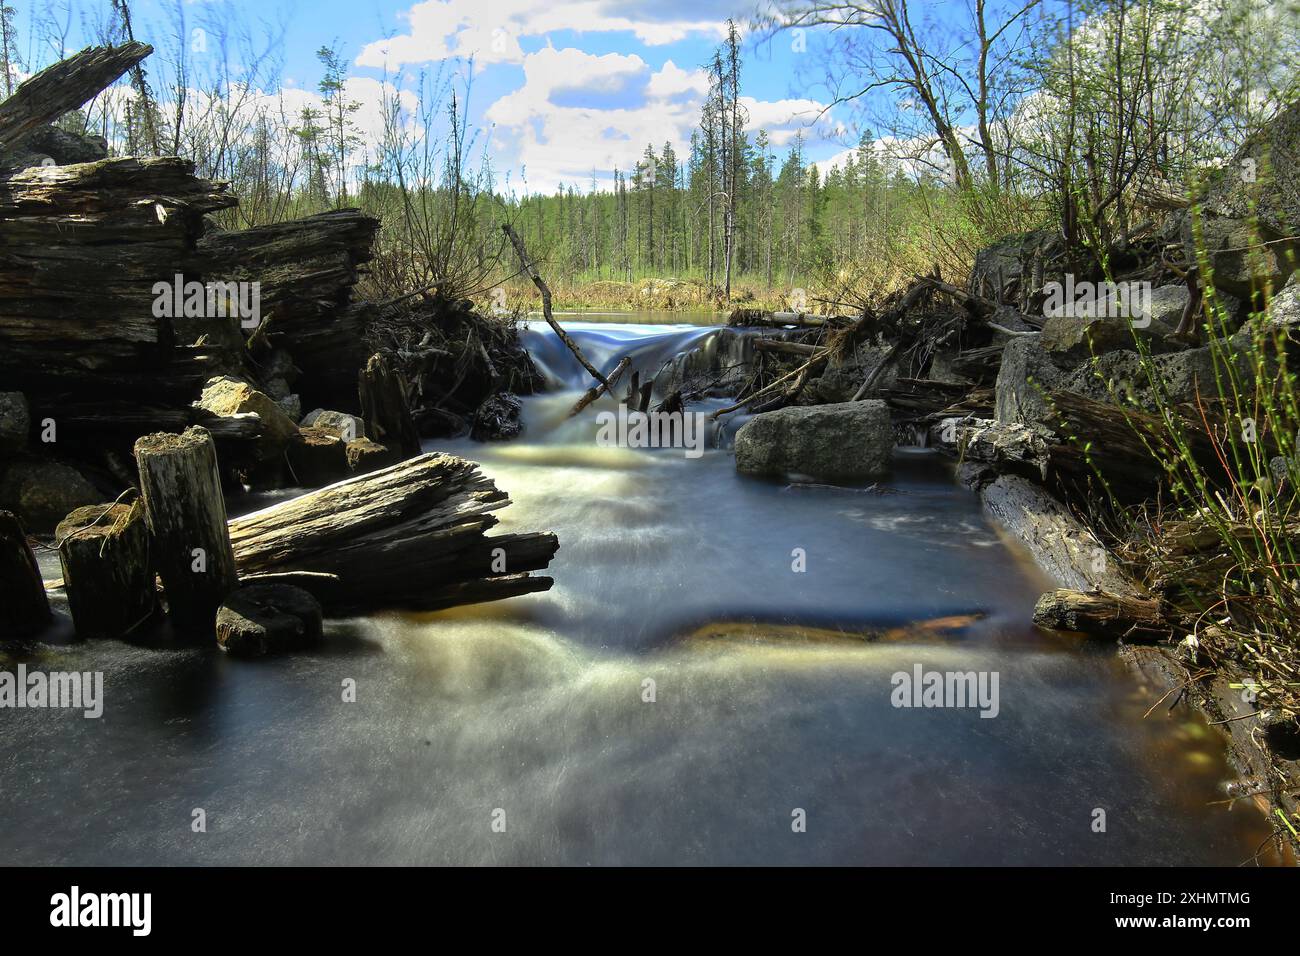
left=14, top=0, right=863, bottom=193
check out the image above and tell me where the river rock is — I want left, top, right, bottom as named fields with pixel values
left=301, top=408, right=364, bottom=441
left=0, top=392, right=29, bottom=453
left=805, top=344, right=900, bottom=403
left=734, top=401, right=892, bottom=481
left=216, top=583, right=324, bottom=657
left=0, top=459, right=101, bottom=532
left=197, top=376, right=299, bottom=458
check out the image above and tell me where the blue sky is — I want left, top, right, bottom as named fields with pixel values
left=15, top=0, right=857, bottom=193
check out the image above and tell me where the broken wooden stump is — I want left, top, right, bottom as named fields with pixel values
left=134, top=427, right=238, bottom=633
left=1033, top=588, right=1168, bottom=637
left=216, top=583, right=323, bottom=657
left=0, top=509, right=50, bottom=638
left=0, top=42, right=152, bottom=153
left=359, top=352, right=422, bottom=459
left=55, top=500, right=157, bottom=639
left=227, top=452, right=559, bottom=613
left=285, top=427, right=350, bottom=487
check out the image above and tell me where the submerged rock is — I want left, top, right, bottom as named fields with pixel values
left=734, top=400, right=892, bottom=482
left=216, top=583, right=324, bottom=657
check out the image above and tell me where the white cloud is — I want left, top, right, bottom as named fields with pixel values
left=483, top=47, right=832, bottom=193
left=357, top=0, right=727, bottom=69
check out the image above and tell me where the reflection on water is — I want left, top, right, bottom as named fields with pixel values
left=0, top=318, right=1281, bottom=866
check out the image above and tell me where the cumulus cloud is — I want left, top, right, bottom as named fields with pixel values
left=483, top=46, right=832, bottom=193
left=357, top=0, right=729, bottom=69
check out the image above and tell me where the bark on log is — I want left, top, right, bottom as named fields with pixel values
left=227, top=452, right=559, bottom=613
left=359, top=352, right=422, bottom=458
left=0, top=510, right=50, bottom=638
left=1033, top=588, right=1168, bottom=637
left=55, top=500, right=157, bottom=639
left=0, top=43, right=152, bottom=152
left=133, top=427, right=239, bottom=632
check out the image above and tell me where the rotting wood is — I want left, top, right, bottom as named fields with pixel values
left=359, top=352, right=422, bottom=459
left=226, top=452, right=558, bottom=613
left=0, top=42, right=152, bottom=152
left=134, top=426, right=239, bottom=633
left=1032, top=588, right=1168, bottom=636
left=55, top=500, right=157, bottom=639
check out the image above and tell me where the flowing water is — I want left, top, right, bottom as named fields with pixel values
left=0, top=316, right=1280, bottom=866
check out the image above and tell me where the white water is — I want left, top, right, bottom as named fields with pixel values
left=0, top=318, right=1277, bottom=865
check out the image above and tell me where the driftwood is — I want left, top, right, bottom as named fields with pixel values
left=227, top=452, right=558, bottom=613
left=0, top=42, right=151, bottom=152
left=1033, top=588, right=1168, bottom=637
left=502, top=223, right=610, bottom=390
left=55, top=500, right=157, bottom=639
left=571, top=357, right=631, bottom=416
left=134, top=427, right=239, bottom=632
left=751, top=338, right=821, bottom=357
left=0, top=510, right=50, bottom=638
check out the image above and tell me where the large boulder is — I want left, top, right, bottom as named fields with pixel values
left=805, top=344, right=899, bottom=403
left=994, top=337, right=1067, bottom=428
left=197, top=376, right=299, bottom=459
left=1179, top=98, right=1300, bottom=299
left=0, top=392, right=29, bottom=453
left=0, top=460, right=101, bottom=532
left=734, top=401, right=892, bottom=481
left=216, top=583, right=324, bottom=657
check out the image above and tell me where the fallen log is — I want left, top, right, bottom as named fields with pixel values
left=134, top=427, right=239, bottom=632
left=571, top=357, right=631, bottom=416
left=227, top=452, right=559, bottom=613
left=0, top=42, right=152, bottom=152
left=1033, top=588, right=1168, bottom=637
left=751, top=338, right=821, bottom=357
left=55, top=500, right=157, bottom=639
left=0, top=510, right=50, bottom=638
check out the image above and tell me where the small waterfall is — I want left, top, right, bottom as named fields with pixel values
left=521, top=320, right=722, bottom=393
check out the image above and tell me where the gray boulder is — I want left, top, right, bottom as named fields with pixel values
left=734, top=401, right=892, bottom=481
left=301, top=408, right=365, bottom=441
left=994, top=337, right=1066, bottom=428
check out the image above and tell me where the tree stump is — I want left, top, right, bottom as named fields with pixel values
left=56, top=500, right=157, bottom=639
left=0, top=509, right=50, bottom=638
left=359, top=352, right=421, bottom=459
left=216, top=583, right=323, bottom=657
left=133, top=427, right=238, bottom=633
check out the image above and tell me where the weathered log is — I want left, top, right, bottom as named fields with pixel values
left=133, top=427, right=239, bottom=632
left=55, top=500, right=157, bottom=639
left=0, top=43, right=152, bottom=152
left=728, top=309, right=845, bottom=329
left=1033, top=588, right=1168, bottom=636
left=194, top=210, right=378, bottom=403
left=0, top=510, right=50, bottom=638
left=359, top=352, right=422, bottom=458
left=227, top=452, right=559, bottom=613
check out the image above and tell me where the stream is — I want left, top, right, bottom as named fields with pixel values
left=0, top=315, right=1280, bottom=865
